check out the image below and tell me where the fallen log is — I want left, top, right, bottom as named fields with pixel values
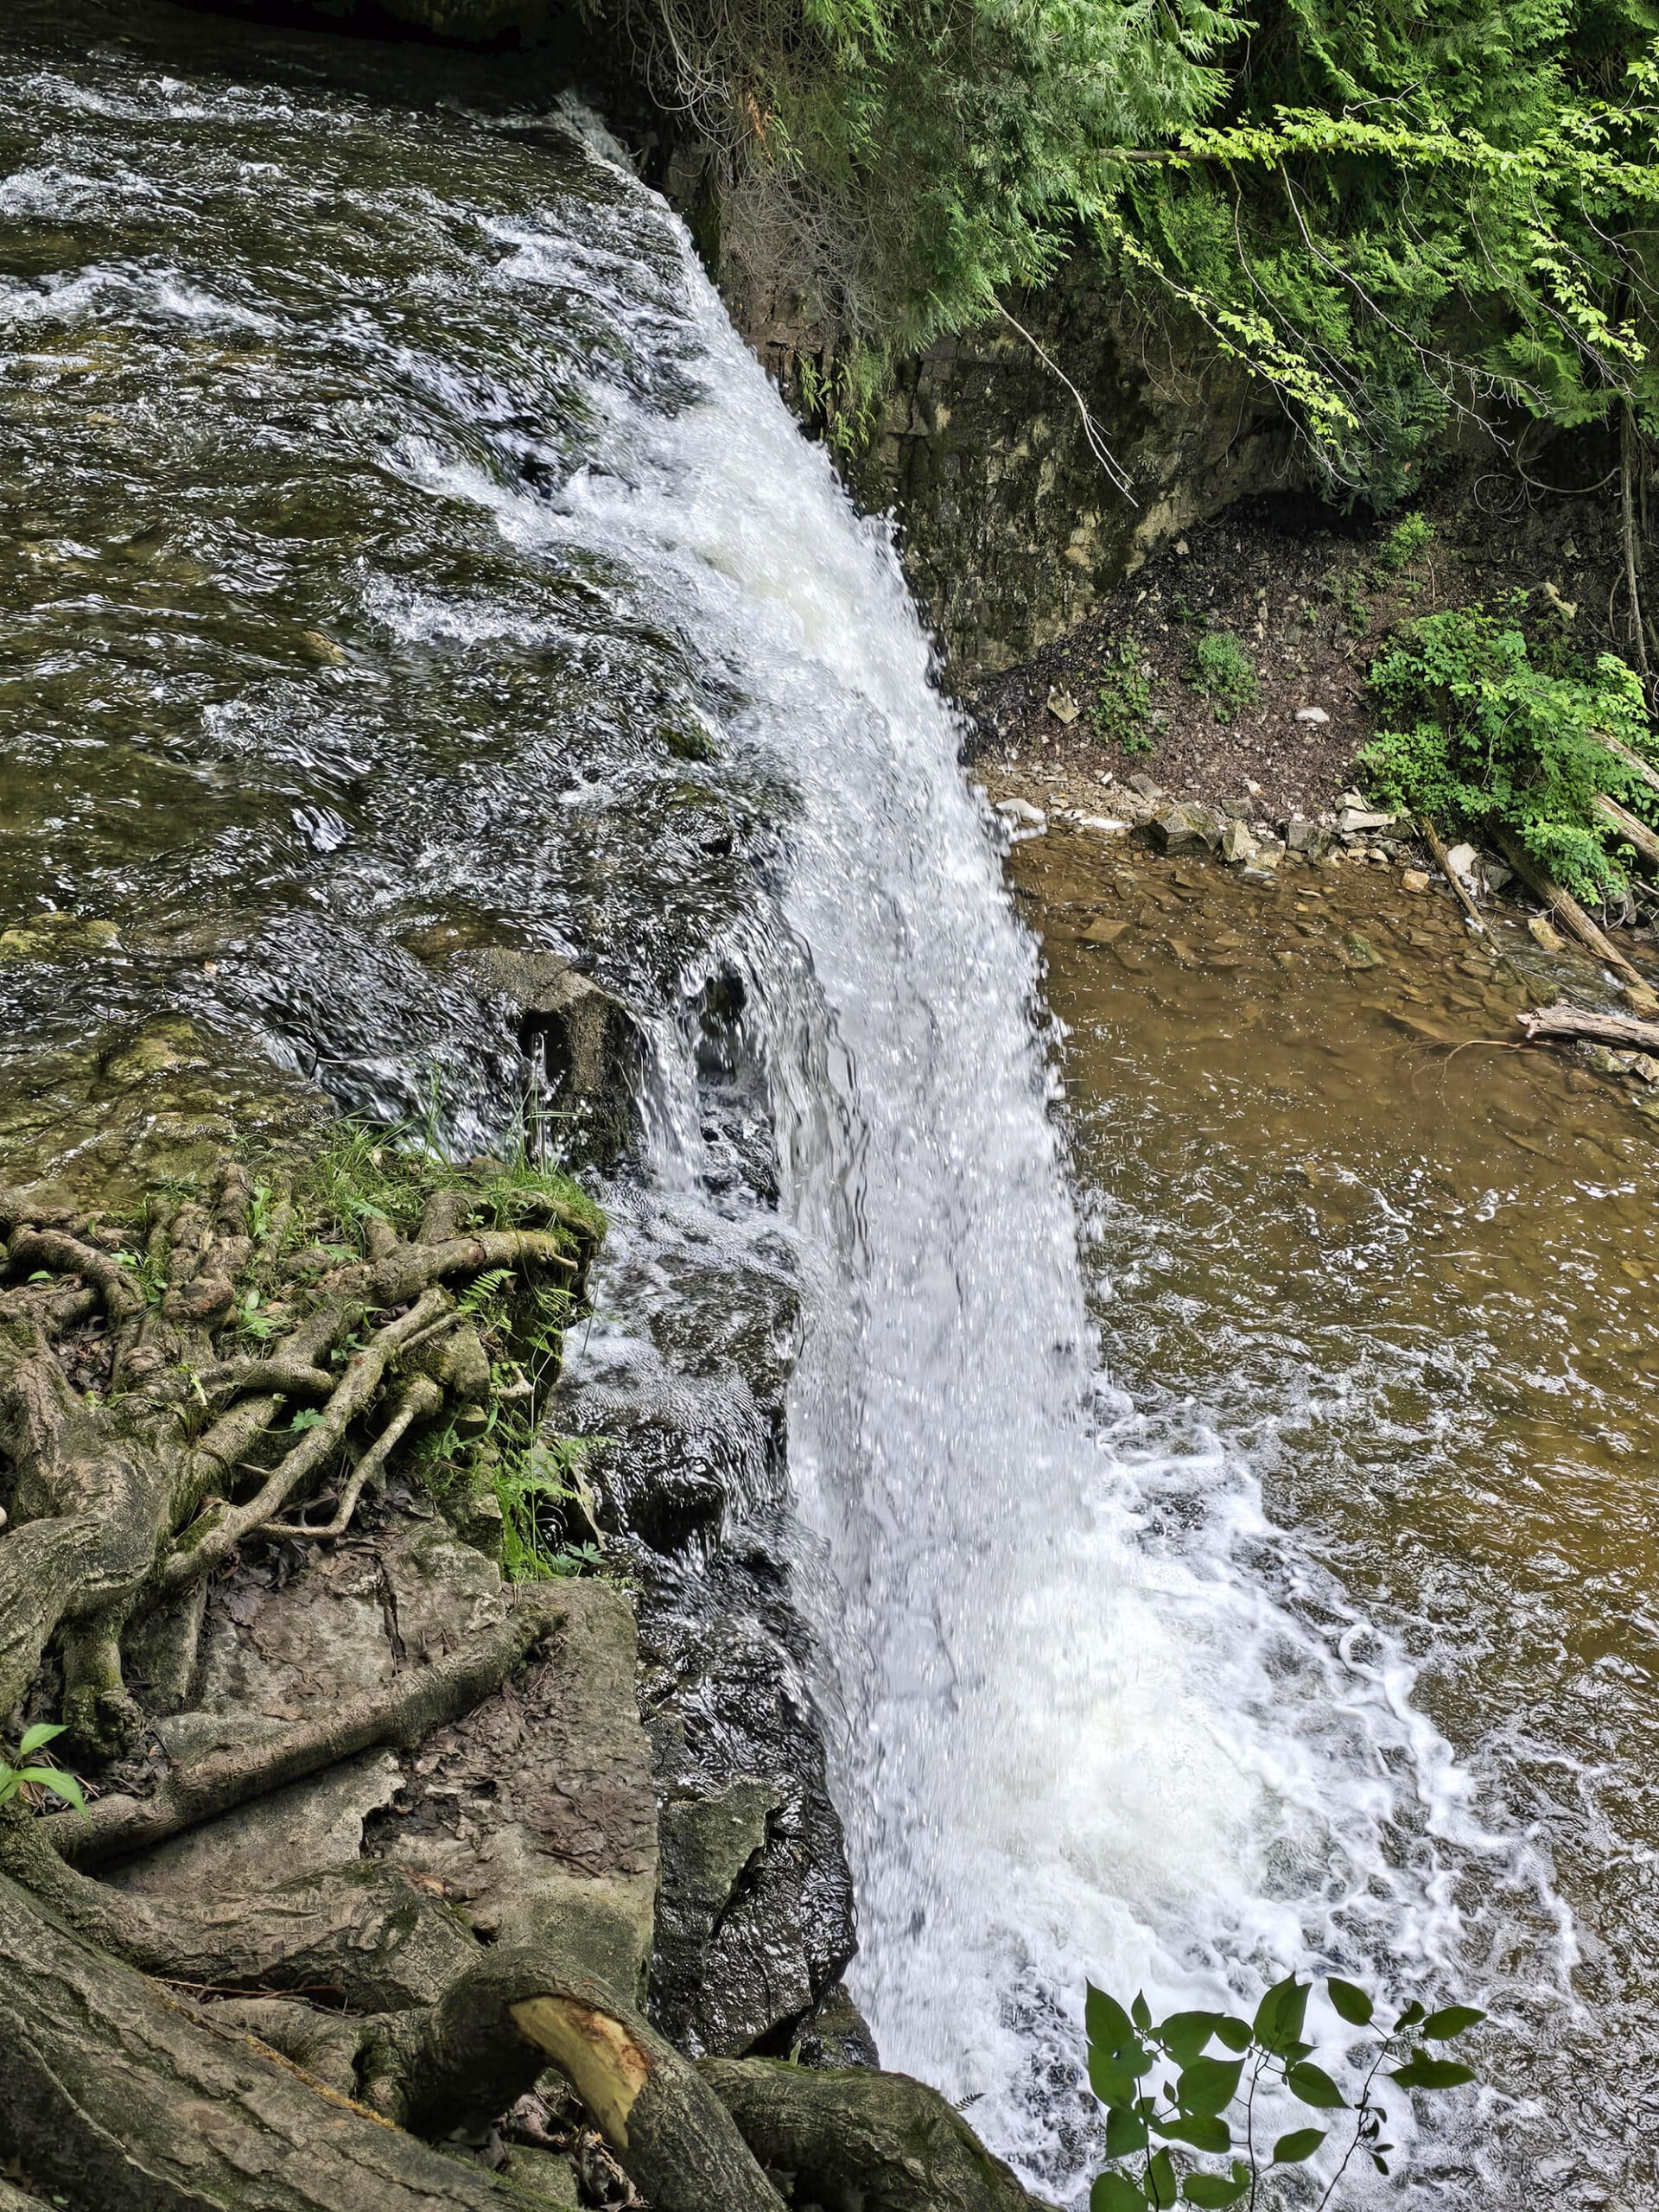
left=0, top=1871, right=526, bottom=2212
left=703, top=2056, right=1051, bottom=2212
left=1491, top=826, right=1659, bottom=1010
left=1603, top=730, right=1659, bottom=799
left=1418, top=815, right=1489, bottom=934
left=1517, top=1003, right=1659, bottom=1052
left=1594, top=791, right=1659, bottom=871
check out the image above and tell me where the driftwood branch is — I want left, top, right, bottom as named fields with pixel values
left=1418, top=816, right=1488, bottom=934
left=1517, top=1002, right=1659, bottom=1052
left=1603, top=730, right=1659, bottom=799
left=1491, top=825, right=1659, bottom=1009
left=1594, top=791, right=1659, bottom=871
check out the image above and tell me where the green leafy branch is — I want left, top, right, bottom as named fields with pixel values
left=1087, top=1972, right=1484, bottom=2209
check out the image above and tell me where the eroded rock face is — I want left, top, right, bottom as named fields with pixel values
left=466, top=950, right=642, bottom=1170
left=109, top=1502, right=660, bottom=2007
left=639, top=1539, right=860, bottom=2056
left=728, top=255, right=1294, bottom=674
left=364, top=1573, right=660, bottom=1999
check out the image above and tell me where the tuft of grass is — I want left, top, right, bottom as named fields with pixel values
left=296, top=1122, right=603, bottom=1258
left=1186, top=632, right=1261, bottom=720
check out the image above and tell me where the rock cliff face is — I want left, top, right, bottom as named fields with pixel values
left=736, top=258, right=1297, bottom=675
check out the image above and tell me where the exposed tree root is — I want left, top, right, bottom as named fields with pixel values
left=0, top=1869, right=527, bottom=2212
left=0, top=1145, right=1040, bottom=2212
left=0, top=1159, right=590, bottom=1749
left=55, top=1596, right=565, bottom=1871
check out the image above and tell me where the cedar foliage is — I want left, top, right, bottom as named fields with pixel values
left=605, top=0, right=1659, bottom=495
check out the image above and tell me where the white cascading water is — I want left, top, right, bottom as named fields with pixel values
left=416, top=125, right=1533, bottom=2200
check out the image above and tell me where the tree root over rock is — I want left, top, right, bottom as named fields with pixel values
left=0, top=1148, right=1043, bottom=2212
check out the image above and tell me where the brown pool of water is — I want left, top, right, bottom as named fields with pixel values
left=1016, top=826, right=1659, bottom=2208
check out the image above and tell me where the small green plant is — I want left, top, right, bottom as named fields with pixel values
left=1186, top=632, right=1260, bottom=720
left=1377, top=512, right=1434, bottom=571
left=0, top=1724, right=86, bottom=1817
left=494, top=1435, right=608, bottom=1582
left=300, top=1120, right=603, bottom=1256
left=1087, top=1971, right=1484, bottom=2209
left=1090, top=653, right=1155, bottom=754
left=1358, top=601, right=1659, bottom=900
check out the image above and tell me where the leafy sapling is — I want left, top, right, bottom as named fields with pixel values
left=1186, top=633, right=1261, bottom=721
left=1090, top=652, right=1156, bottom=755
left=0, top=1724, right=87, bottom=1818
left=1086, top=1971, right=1484, bottom=2209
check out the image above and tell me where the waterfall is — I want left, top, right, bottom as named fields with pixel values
left=531, top=137, right=1497, bottom=2199
left=0, top=23, right=1529, bottom=2199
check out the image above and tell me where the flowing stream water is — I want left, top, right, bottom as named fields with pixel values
left=0, top=9, right=1641, bottom=2208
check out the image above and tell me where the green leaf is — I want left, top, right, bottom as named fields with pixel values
left=1285, top=2061, right=1347, bottom=2110
left=1390, top=2057, right=1476, bottom=2091
left=1272, top=2127, right=1327, bottom=2164
left=1183, top=2170, right=1251, bottom=2209
left=1253, top=1975, right=1310, bottom=2055
left=288, top=1408, right=326, bottom=1432
left=1159, top=2011, right=1226, bottom=2064
left=1176, top=2056, right=1244, bottom=2116
left=1155, top=2113, right=1230, bottom=2154
left=1146, top=2149, right=1178, bottom=2209
left=1212, top=2017, right=1252, bottom=2053
left=17, top=1722, right=66, bottom=1758
left=1088, top=2050, right=1141, bottom=2108
left=1092, top=2176, right=1147, bottom=2212
left=1088, top=1986, right=1137, bottom=2056
left=1132, top=1991, right=1153, bottom=2032
left=1325, top=1977, right=1374, bottom=2027
left=1104, top=2105, right=1148, bottom=2158
left=1421, top=2005, right=1485, bottom=2040
left=1394, top=2000, right=1426, bottom=2031
left=19, top=1767, right=86, bottom=1815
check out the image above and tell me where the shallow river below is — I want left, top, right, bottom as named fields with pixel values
left=1010, top=821, right=1659, bottom=2207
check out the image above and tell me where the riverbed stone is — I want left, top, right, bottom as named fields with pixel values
left=1147, top=801, right=1223, bottom=855
left=1286, top=817, right=1331, bottom=860
left=1220, top=819, right=1259, bottom=865
left=1337, top=807, right=1395, bottom=838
